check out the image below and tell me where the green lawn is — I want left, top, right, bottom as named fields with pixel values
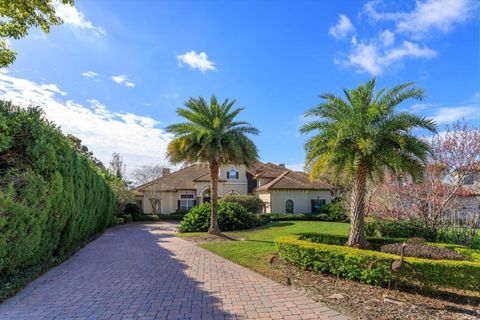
left=177, top=221, right=350, bottom=279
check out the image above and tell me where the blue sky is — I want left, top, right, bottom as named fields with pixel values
left=0, top=0, right=478, bottom=172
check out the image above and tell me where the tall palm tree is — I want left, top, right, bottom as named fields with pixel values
left=166, top=95, right=259, bottom=235
left=300, top=79, right=437, bottom=247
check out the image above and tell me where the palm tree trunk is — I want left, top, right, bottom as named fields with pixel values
left=208, top=160, right=222, bottom=235
left=348, top=164, right=368, bottom=248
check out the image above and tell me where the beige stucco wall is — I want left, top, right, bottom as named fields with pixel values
left=269, top=190, right=332, bottom=214
left=142, top=190, right=196, bottom=214
left=256, top=192, right=271, bottom=213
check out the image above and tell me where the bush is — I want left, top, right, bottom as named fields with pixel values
left=113, top=216, right=125, bottom=225
left=221, top=194, right=264, bottom=213
left=179, top=202, right=265, bottom=232
left=267, top=212, right=340, bottom=222
left=276, top=236, right=480, bottom=291
left=323, top=202, right=348, bottom=221
left=0, top=102, right=115, bottom=280
left=135, top=214, right=159, bottom=221
left=121, top=214, right=133, bottom=223
left=159, top=212, right=187, bottom=221
left=365, top=217, right=434, bottom=240
left=124, top=203, right=142, bottom=220
left=299, top=233, right=406, bottom=250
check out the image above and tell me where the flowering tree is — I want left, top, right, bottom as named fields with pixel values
left=369, top=120, right=480, bottom=240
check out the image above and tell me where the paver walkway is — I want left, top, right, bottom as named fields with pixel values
left=0, top=222, right=347, bottom=320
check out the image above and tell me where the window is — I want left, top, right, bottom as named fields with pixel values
left=180, top=193, right=196, bottom=211
left=285, top=199, right=294, bottom=214
left=464, top=175, right=475, bottom=185
left=311, top=198, right=326, bottom=213
left=227, top=168, right=238, bottom=180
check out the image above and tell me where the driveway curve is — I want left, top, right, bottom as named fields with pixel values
left=0, top=222, right=347, bottom=320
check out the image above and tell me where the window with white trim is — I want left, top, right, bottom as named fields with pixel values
left=180, top=193, right=195, bottom=211
left=227, top=168, right=238, bottom=180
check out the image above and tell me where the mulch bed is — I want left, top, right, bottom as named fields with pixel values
left=380, top=243, right=466, bottom=260
left=271, top=256, right=480, bottom=320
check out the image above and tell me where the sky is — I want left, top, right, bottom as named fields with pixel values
left=0, top=0, right=479, bottom=173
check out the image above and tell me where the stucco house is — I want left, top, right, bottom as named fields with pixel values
left=135, top=161, right=332, bottom=214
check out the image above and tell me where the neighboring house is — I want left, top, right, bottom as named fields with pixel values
left=450, top=162, right=480, bottom=224
left=134, top=161, right=332, bottom=214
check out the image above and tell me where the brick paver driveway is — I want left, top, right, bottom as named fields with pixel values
left=0, top=222, right=347, bottom=320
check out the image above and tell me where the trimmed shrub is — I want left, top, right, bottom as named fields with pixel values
left=0, top=102, right=115, bottom=279
left=113, top=216, right=125, bottom=225
left=121, top=214, right=133, bottom=223
left=124, top=203, right=142, bottom=220
left=267, top=213, right=330, bottom=221
left=275, top=236, right=480, bottom=291
left=159, top=212, right=187, bottom=221
left=179, top=202, right=265, bottom=232
left=299, top=233, right=406, bottom=250
left=221, top=194, right=264, bottom=213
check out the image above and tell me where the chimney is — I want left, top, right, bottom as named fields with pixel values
left=162, top=168, right=171, bottom=176
left=279, top=163, right=285, bottom=168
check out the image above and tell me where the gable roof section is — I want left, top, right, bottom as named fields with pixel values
left=251, top=162, right=288, bottom=179
left=136, top=164, right=209, bottom=191
left=192, top=172, right=227, bottom=182
left=255, top=170, right=331, bottom=191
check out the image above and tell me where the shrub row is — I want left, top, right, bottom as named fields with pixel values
left=298, top=233, right=406, bottom=250
left=266, top=203, right=348, bottom=222
left=179, top=202, right=267, bottom=232
left=0, top=102, right=115, bottom=278
left=275, top=236, right=480, bottom=291
left=221, top=194, right=264, bottom=214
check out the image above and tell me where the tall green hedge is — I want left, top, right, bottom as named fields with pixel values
left=0, top=101, right=115, bottom=277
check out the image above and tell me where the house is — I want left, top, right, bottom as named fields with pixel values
left=134, top=161, right=332, bottom=214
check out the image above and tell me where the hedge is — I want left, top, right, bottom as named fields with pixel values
left=275, top=236, right=480, bottom=291
left=0, top=102, right=115, bottom=279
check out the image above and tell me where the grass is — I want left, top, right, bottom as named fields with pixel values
left=177, top=221, right=350, bottom=279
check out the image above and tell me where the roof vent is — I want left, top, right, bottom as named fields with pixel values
left=162, top=168, right=171, bottom=176
left=279, top=163, right=285, bottom=167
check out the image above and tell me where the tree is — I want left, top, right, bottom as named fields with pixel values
left=129, top=164, right=165, bottom=186
left=109, top=152, right=125, bottom=179
left=300, top=78, right=437, bottom=247
left=66, top=134, right=105, bottom=169
left=166, top=95, right=259, bottom=235
left=369, top=120, right=480, bottom=241
left=0, top=0, right=73, bottom=67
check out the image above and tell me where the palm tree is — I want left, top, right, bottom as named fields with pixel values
left=300, top=79, right=437, bottom=247
left=166, top=95, right=259, bottom=235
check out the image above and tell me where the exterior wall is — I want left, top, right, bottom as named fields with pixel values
left=257, top=178, right=273, bottom=187
left=269, top=190, right=332, bottom=214
left=142, top=190, right=196, bottom=214
left=257, top=192, right=272, bottom=213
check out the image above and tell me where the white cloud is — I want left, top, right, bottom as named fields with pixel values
left=0, top=73, right=171, bottom=168
left=54, top=2, right=106, bottom=37
left=329, top=14, right=356, bottom=39
left=177, top=51, right=216, bottom=73
left=111, top=75, right=135, bottom=88
left=337, top=39, right=436, bottom=75
left=286, top=163, right=305, bottom=172
left=379, top=29, right=395, bottom=46
left=81, top=70, right=99, bottom=78
left=430, top=106, right=478, bottom=124
left=364, top=0, right=476, bottom=38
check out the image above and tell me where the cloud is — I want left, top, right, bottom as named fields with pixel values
left=81, top=70, right=99, bottom=78
left=54, top=2, right=106, bottom=37
left=329, top=14, right=356, bottom=39
left=364, top=0, right=476, bottom=38
left=430, top=106, right=478, bottom=124
left=0, top=73, right=171, bottom=169
left=337, top=38, right=436, bottom=75
left=177, top=51, right=216, bottom=73
left=111, top=75, right=135, bottom=88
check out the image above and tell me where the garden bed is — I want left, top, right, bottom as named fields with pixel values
left=275, top=235, right=480, bottom=291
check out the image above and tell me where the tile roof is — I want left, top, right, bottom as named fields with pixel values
left=136, top=164, right=210, bottom=191
left=254, top=170, right=331, bottom=191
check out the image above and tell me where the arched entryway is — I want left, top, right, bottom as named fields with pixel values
left=201, top=188, right=211, bottom=203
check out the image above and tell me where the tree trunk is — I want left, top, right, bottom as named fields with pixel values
left=347, top=164, right=368, bottom=248
left=208, top=160, right=222, bottom=235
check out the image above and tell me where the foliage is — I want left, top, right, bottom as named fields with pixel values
left=300, top=78, right=437, bottom=246
left=113, top=216, right=125, bottom=225
left=367, top=121, right=480, bottom=242
left=365, top=217, right=433, bottom=239
left=221, top=194, right=264, bottom=213
left=159, top=212, right=187, bottom=221
left=179, top=202, right=265, bottom=232
left=123, top=202, right=142, bottom=219
left=0, top=101, right=115, bottom=279
left=276, top=236, right=480, bottom=291
left=298, top=233, right=405, bottom=250
left=0, top=0, right=73, bottom=67
left=266, top=203, right=347, bottom=222
left=166, top=95, right=259, bottom=234
left=102, top=173, right=134, bottom=215
left=121, top=214, right=133, bottom=223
